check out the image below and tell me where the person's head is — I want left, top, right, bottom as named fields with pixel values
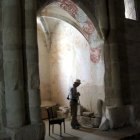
left=73, top=79, right=81, bottom=87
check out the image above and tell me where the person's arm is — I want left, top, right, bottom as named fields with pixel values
left=77, top=92, right=80, bottom=96
left=67, top=88, right=70, bottom=100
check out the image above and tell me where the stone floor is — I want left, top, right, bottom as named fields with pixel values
left=1, top=119, right=140, bottom=140
left=44, top=119, right=140, bottom=140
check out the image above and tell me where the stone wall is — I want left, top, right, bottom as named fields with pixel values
left=0, top=0, right=3, bottom=131
left=125, top=20, right=140, bottom=104
left=0, top=0, right=7, bottom=133
left=0, top=0, right=45, bottom=139
left=124, top=20, right=140, bottom=120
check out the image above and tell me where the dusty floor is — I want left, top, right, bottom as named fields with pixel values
left=44, top=119, right=140, bottom=140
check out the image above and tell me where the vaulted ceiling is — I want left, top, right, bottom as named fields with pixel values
left=37, top=0, right=102, bottom=37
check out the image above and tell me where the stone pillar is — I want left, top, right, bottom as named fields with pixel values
left=105, top=0, right=125, bottom=106
left=97, top=0, right=109, bottom=39
left=2, top=0, right=25, bottom=128
left=0, top=0, right=4, bottom=131
left=0, top=0, right=2, bottom=130
left=24, top=0, right=41, bottom=124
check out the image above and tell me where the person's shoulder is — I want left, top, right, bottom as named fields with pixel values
left=69, top=87, right=73, bottom=92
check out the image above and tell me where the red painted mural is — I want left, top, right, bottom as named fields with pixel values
left=58, top=0, right=78, bottom=17
left=57, top=0, right=94, bottom=37
left=90, top=47, right=101, bottom=63
left=82, top=19, right=94, bottom=34
left=49, top=0, right=102, bottom=63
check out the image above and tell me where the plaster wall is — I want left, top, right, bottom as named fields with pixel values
left=37, top=26, right=51, bottom=101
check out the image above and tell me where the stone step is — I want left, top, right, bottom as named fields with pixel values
left=0, top=132, right=11, bottom=140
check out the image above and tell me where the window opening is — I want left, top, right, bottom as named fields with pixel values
left=124, top=0, right=137, bottom=20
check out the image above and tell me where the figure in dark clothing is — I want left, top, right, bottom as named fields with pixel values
left=68, top=79, right=81, bottom=129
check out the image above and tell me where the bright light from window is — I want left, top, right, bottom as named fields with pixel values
left=124, top=0, right=136, bottom=20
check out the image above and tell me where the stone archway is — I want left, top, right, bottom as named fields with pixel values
left=37, top=0, right=105, bottom=112
left=37, top=0, right=125, bottom=107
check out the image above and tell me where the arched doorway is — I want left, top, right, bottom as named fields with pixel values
left=37, top=0, right=105, bottom=113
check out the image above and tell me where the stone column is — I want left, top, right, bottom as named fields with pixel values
left=24, top=0, right=41, bottom=123
left=0, top=0, right=5, bottom=131
left=97, top=0, right=109, bottom=39
left=105, top=0, right=125, bottom=106
left=2, top=0, right=25, bottom=128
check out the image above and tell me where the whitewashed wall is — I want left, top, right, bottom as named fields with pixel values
left=37, top=26, right=51, bottom=101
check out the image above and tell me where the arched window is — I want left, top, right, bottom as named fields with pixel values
left=124, top=0, right=137, bottom=20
